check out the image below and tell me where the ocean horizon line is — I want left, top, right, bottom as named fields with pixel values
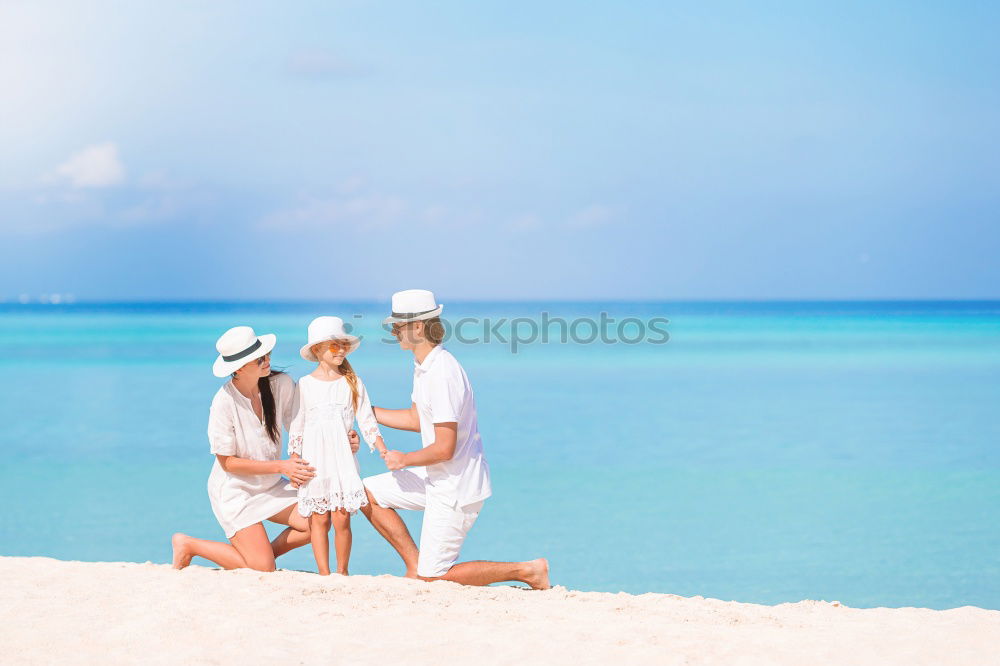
left=4, top=297, right=1000, bottom=306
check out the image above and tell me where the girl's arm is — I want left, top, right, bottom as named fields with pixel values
left=356, top=379, right=388, bottom=455
left=373, top=403, right=421, bottom=432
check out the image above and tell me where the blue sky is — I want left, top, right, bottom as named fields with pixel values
left=1, top=1, right=998, bottom=301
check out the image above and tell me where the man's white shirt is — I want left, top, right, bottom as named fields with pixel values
left=410, top=345, right=492, bottom=508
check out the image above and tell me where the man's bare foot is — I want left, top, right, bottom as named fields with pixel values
left=171, top=533, right=193, bottom=569
left=404, top=568, right=419, bottom=579
left=523, top=558, right=550, bottom=590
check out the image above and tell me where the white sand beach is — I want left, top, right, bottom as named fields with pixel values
left=1, top=556, right=997, bottom=665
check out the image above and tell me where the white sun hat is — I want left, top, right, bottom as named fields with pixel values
left=213, top=326, right=276, bottom=378
left=382, top=289, right=444, bottom=325
left=300, top=316, right=361, bottom=361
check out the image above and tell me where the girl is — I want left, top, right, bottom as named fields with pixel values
left=289, top=316, right=387, bottom=575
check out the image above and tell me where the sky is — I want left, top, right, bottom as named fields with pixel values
left=1, top=0, right=998, bottom=301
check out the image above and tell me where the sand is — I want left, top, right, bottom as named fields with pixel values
left=1, top=557, right=997, bottom=665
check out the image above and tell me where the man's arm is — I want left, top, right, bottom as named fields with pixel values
left=384, top=423, right=456, bottom=470
left=373, top=403, right=421, bottom=432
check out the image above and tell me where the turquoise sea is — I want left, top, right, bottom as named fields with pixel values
left=3, top=301, right=999, bottom=610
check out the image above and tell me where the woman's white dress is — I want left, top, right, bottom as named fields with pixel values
left=288, top=374, right=382, bottom=516
left=207, top=373, right=298, bottom=538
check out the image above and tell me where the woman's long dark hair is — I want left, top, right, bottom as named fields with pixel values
left=232, top=369, right=284, bottom=444
left=258, top=371, right=283, bottom=444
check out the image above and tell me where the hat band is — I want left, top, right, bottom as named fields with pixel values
left=391, top=307, right=438, bottom=319
left=222, top=339, right=262, bottom=362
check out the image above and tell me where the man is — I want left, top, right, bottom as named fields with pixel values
left=361, top=289, right=550, bottom=589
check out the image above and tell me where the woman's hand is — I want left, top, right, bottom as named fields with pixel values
left=278, top=458, right=316, bottom=486
left=287, top=452, right=302, bottom=487
left=348, top=429, right=360, bottom=454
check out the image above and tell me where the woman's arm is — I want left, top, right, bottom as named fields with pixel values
left=216, top=455, right=316, bottom=485
left=373, top=403, right=421, bottom=432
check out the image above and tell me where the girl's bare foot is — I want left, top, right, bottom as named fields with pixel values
left=523, top=558, right=550, bottom=590
left=171, top=533, right=193, bottom=569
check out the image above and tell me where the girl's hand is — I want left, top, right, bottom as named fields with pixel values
left=348, top=429, right=360, bottom=454
left=279, top=458, right=316, bottom=486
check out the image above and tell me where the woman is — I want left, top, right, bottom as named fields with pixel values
left=171, top=325, right=359, bottom=571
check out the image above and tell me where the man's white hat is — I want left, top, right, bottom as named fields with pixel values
left=382, top=289, right=444, bottom=325
left=300, top=316, right=361, bottom=361
left=213, top=326, right=276, bottom=378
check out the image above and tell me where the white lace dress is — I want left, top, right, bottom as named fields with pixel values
left=288, top=374, right=382, bottom=516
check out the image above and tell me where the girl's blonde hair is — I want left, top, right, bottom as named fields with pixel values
left=312, top=340, right=360, bottom=411
left=339, top=357, right=360, bottom=412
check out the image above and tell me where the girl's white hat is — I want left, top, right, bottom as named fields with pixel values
left=300, top=316, right=361, bottom=361
left=213, top=326, right=276, bottom=377
left=382, top=289, right=444, bottom=325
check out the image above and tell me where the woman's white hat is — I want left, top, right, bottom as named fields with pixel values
left=213, top=326, right=276, bottom=378
left=300, top=316, right=361, bottom=361
left=382, top=289, right=444, bottom=325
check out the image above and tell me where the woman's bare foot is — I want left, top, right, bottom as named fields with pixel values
left=171, top=533, right=194, bottom=569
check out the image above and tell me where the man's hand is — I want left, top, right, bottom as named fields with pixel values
left=383, top=450, right=407, bottom=471
left=348, top=429, right=360, bottom=454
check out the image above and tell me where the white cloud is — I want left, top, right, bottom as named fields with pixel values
left=336, top=176, right=366, bottom=194
left=421, top=205, right=450, bottom=224
left=285, top=49, right=369, bottom=78
left=567, top=204, right=616, bottom=229
left=261, top=178, right=496, bottom=232
left=261, top=193, right=408, bottom=230
left=119, top=195, right=179, bottom=223
left=1, top=164, right=196, bottom=233
left=508, top=213, right=542, bottom=231
left=52, top=142, right=125, bottom=188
